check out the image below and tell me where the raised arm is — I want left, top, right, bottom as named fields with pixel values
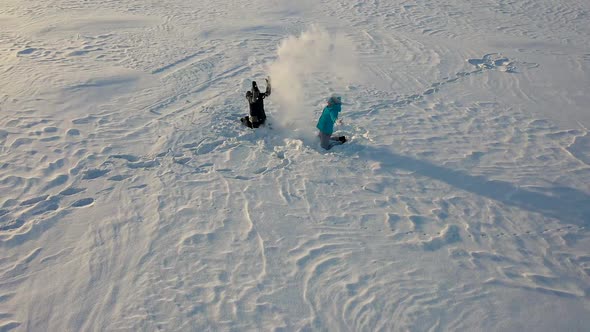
left=263, top=77, right=271, bottom=97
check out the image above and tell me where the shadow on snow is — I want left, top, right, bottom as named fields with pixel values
left=355, top=145, right=590, bottom=228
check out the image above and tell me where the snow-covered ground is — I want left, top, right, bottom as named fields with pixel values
left=1, top=0, right=589, bottom=330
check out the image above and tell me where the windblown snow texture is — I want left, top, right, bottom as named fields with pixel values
left=0, top=0, right=589, bottom=331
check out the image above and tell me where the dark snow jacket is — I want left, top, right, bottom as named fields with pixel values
left=246, top=80, right=271, bottom=127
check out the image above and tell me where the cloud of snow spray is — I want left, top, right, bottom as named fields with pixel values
left=268, top=25, right=360, bottom=142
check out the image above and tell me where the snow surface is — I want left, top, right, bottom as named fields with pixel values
left=1, top=0, right=590, bottom=330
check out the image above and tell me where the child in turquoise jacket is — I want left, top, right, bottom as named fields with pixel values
left=316, top=95, right=346, bottom=150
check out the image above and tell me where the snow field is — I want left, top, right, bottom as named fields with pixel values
left=1, top=0, right=589, bottom=330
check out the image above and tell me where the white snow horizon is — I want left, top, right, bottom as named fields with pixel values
left=1, top=0, right=589, bottom=331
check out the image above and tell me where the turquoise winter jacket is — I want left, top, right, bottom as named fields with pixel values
left=316, top=103, right=341, bottom=135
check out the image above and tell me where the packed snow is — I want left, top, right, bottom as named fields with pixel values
left=1, top=0, right=589, bottom=330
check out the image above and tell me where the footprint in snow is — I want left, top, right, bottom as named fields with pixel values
left=82, top=169, right=110, bottom=180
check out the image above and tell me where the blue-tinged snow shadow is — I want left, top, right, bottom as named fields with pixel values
left=356, top=146, right=590, bottom=228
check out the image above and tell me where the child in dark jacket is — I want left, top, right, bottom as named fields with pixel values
left=241, top=78, right=271, bottom=128
left=316, top=95, right=346, bottom=150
